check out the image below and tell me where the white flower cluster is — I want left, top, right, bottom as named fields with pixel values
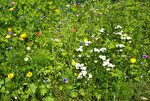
left=116, top=44, right=125, bottom=48
left=115, top=25, right=122, bottom=29
left=99, top=28, right=104, bottom=33
left=75, top=63, right=92, bottom=80
left=121, top=34, right=132, bottom=40
left=102, top=59, right=115, bottom=68
left=51, top=38, right=59, bottom=42
left=85, top=40, right=91, bottom=46
left=114, top=31, right=123, bottom=35
left=93, top=47, right=107, bottom=52
left=76, top=46, right=83, bottom=52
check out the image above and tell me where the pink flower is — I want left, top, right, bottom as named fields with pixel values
left=11, top=2, right=15, bottom=5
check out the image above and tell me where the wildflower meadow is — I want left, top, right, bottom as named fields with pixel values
left=0, top=0, right=150, bottom=101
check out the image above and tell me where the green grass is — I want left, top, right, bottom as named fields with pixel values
left=0, top=0, right=150, bottom=101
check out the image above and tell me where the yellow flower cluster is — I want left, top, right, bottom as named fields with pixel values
left=19, top=34, right=27, bottom=41
left=8, top=74, right=14, bottom=79
left=27, top=72, right=32, bottom=77
left=55, top=9, right=59, bottom=13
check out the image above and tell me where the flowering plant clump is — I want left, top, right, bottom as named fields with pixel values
left=0, top=0, right=150, bottom=101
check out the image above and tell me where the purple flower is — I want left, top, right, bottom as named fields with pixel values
left=89, top=21, right=92, bottom=23
left=141, top=63, right=144, bottom=65
left=71, top=13, right=73, bottom=14
left=75, top=14, right=77, bottom=15
left=37, top=45, right=40, bottom=47
left=37, top=8, right=40, bottom=10
left=8, top=47, right=11, bottom=50
left=142, top=55, right=147, bottom=58
left=115, top=1, right=117, bottom=4
left=141, top=2, right=144, bottom=4
left=77, top=3, right=79, bottom=5
left=56, top=36, right=58, bottom=38
left=109, top=2, right=111, bottom=4
left=65, top=11, right=68, bottom=13
left=63, top=78, right=67, bottom=82
left=80, top=42, right=83, bottom=44
left=80, top=3, right=82, bottom=5
left=31, top=4, right=33, bottom=6
left=20, top=16, right=23, bottom=18
left=109, top=60, right=112, bottom=63
left=54, top=92, right=56, bottom=94
left=10, top=40, right=12, bottom=42
left=62, top=35, right=64, bottom=37
left=85, top=4, right=87, bottom=5
left=61, top=7, right=64, bottom=10
left=47, top=11, right=49, bottom=13
left=37, top=21, right=39, bottom=23
left=74, top=2, right=76, bottom=4
left=69, top=3, right=71, bottom=5
left=30, top=40, right=32, bottom=42
left=45, top=80, right=49, bottom=83
left=99, top=14, right=101, bottom=16
left=58, top=30, right=60, bottom=32
left=95, top=7, right=97, bottom=8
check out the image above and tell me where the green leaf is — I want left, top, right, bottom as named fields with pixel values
left=43, top=97, right=54, bottom=101
left=30, top=83, right=37, bottom=94
left=40, top=88, right=47, bottom=96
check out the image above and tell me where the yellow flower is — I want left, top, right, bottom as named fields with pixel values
left=20, top=34, right=26, bottom=38
left=9, top=8, right=14, bottom=11
left=74, top=73, right=79, bottom=76
left=55, top=9, right=59, bottom=13
left=19, top=37, right=24, bottom=41
left=72, top=61, right=76, bottom=65
left=8, top=74, right=14, bottom=79
left=84, top=38, right=88, bottom=42
left=13, top=34, right=17, bottom=36
left=27, top=72, right=32, bottom=77
left=5, top=35, right=11, bottom=38
left=49, top=2, right=53, bottom=4
left=99, top=12, right=103, bottom=15
left=130, top=58, right=136, bottom=63
left=8, top=27, right=12, bottom=31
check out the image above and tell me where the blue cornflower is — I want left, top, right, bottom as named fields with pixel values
left=56, top=36, right=58, bottom=38
left=106, top=11, right=107, bottom=13
left=75, top=14, right=77, bottom=15
left=85, top=31, right=88, bottom=32
left=8, top=47, right=11, bottom=50
left=80, top=42, right=83, bottom=44
left=58, top=30, right=60, bottom=32
left=65, top=11, right=68, bottom=13
left=61, top=7, right=64, bottom=10
left=63, top=78, right=67, bottom=82
left=89, top=21, right=92, bottom=23
left=71, top=13, right=73, bottom=14
left=141, top=63, right=144, bottom=65
left=142, top=55, right=147, bottom=58
left=66, top=19, right=69, bottom=22
left=10, top=40, right=12, bottom=42
left=99, top=14, right=101, bottom=16
left=9, top=32, right=12, bottom=34
left=61, top=19, right=63, bottom=21
left=37, top=8, right=40, bottom=10
left=47, top=11, right=49, bottom=13
left=77, top=3, right=79, bottom=5
left=31, top=4, right=33, bottom=6
left=62, top=35, right=64, bottom=37
left=69, top=3, right=71, bottom=5
left=20, top=16, right=23, bottom=18
left=80, top=3, right=82, bottom=5
left=74, top=2, right=76, bottom=4
left=54, top=92, right=56, bottom=94
left=41, top=15, right=45, bottom=18
left=115, top=1, right=117, bottom=4
left=45, top=80, right=49, bottom=83
left=109, top=2, right=111, bottom=4
left=85, top=4, right=87, bottom=5
left=37, top=21, right=39, bottom=23
left=95, top=7, right=97, bottom=8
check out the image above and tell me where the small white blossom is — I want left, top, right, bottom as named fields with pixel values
left=27, top=47, right=31, bottom=50
left=99, top=55, right=106, bottom=60
left=24, top=57, right=28, bottom=61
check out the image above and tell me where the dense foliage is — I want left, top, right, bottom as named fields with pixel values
left=0, top=0, right=150, bottom=101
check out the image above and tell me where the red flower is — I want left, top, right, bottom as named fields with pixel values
left=57, top=34, right=61, bottom=36
left=37, top=32, right=40, bottom=36
left=146, top=55, right=149, bottom=58
left=73, top=30, right=76, bottom=32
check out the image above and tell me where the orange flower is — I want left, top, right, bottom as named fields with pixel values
left=73, top=4, right=77, bottom=6
left=57, top=34, right=61, bottom=36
